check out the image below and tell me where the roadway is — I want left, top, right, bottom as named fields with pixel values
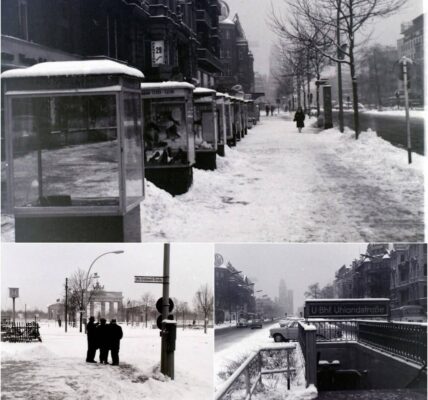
left=332, top=110, right=425, bottom=155
left=215, top=321, right=278, bottom=352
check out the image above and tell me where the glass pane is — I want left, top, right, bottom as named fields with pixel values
left=123, top=92, right=143, bottom=207
left=11, top=95, right=119, bottom=208
left=143, top=100, right=189, bottom=166
left=194, top=103, right=216, bottom=148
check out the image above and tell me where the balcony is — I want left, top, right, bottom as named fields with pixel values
left=197, top=47, right=223, bottom=73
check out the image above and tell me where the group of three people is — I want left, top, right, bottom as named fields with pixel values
left=86, top=316, right=123, bottom=366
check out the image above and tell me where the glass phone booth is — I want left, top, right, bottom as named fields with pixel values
left=2, top=60, right=145, bottom=242
left=223, top=94, right=234, bottom=147
left=231, top=97, right=241, bottom=143
left=246, top=100, right=254, bottom=130
left=215, top=92, right=227, bottom=157
left=141, top=82, right=195, bottom=195
left=242, top=100, right=248, bottom=136
left=193, top=87, right=218, bottom=170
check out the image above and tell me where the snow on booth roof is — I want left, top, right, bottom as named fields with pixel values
left=194, top=87, right=216, bottom=95
left=1, top=59, right=144, bottom=79
left=140, top=81, right=195, bottom=90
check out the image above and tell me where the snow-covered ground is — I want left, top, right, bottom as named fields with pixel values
left=359, top=109, right=425, bottom=119
left=2, top=114, right=424, bottom=242
left=1, top=322, right=213, bottom=400
left=215, top=325, right=317, bottom=400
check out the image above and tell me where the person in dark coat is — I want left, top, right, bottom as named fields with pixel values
left=270, top=105, right=275, bottom=116
left=293, top=106, right=305, bottom=133
left=97, top=318, right=110, bottom=364
left=86, top=316, right=98, bottom=363
left=265, top=104, right=270, bottom=116
left=108, top=319, right=123, bottom=366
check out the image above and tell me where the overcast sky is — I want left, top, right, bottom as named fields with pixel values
left=1, top=243, right=213, bottom=311
left=225, top=0, right=424, bottom=75
left=215, top=243, right=369, bottom=312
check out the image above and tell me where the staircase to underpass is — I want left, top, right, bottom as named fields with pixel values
left=298, top=320, right=427, bottom=399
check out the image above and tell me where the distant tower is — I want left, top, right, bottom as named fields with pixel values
left=279, top=279, right=288, bottom=315
left=287, top=290, right=294, bottom=316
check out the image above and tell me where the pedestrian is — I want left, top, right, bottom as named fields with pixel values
left=86, top=316, right=98, bottom=363
left=270, top=105, right=275, bottom=116
left=265, top=104, right=270, bottom=116
left=293, top=106, right=305, bottom=133
left=108, top=319, right=123, bottom=366
left=97, top=318, right=109, bottom=364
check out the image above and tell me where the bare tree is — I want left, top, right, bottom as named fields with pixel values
left=271, top=0, right=407, bottom=137
left=304, top=282, right=321, bottom=299
left=193, top=284, right=213, bottom=334
left=68, top=268, right=99, bottom=332
left=141, top=292, right=155, bottom=328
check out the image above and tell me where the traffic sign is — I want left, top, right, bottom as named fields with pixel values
left=157, top=314, right=174, bottom=330
left=156, top=297, right=174, bottom=313
left=134, top=276, right=165, bottom=284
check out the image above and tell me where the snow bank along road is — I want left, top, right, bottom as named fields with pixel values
left=141, top=114, right=424, bottom=242
left=1, top=323, right=213, bottom=400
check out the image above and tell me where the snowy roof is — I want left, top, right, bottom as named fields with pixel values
left=220, top=17, right=235, bottom=25
left=194, top=87, right=216, bottom=95
left=141, top=81, right=195, bottom=90
left=1, top=60, right=144, bottom=79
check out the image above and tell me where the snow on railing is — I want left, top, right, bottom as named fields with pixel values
left=215, top=343, right=296, bottom=400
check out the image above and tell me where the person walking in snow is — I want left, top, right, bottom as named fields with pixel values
left=265, top=104, right=270, bottom=116
left=270, top=105, right=275, bottom=116
left=86, top=316, right=99, bottom=363
left=293, top=106, right=305, bottom=133
left=107, top=319, right=123, bottom=366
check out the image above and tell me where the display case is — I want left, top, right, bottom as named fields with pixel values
left=215, top=92, right=227, bottom=157
left=231, top=97, right=242, bottom=143
left=2, top=60, right=145, bottom=242
left=226, top=95, right=236, bottom=147
left=141, top=82, right=195, bottom=195
left=193, top=87, right=218, bottom=170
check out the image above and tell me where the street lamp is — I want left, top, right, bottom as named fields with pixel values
left=80, top=250, right=124, bottom=332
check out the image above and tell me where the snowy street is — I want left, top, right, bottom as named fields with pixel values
left=1, top=322, right=213, bottom=400
left=141, top=114, right=424, bottom=242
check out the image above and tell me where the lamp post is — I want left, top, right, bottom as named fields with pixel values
left=79, top=250, right=124, bottom=332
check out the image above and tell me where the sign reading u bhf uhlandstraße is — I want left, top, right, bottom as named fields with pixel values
left=304, top=298, right=390, bottom=318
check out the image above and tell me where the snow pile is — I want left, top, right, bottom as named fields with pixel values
left=215, top=325, right=317, bottom=400
left=1, top=323, right=213, bottom=400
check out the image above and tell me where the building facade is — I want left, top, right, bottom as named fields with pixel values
left=215, top=260, right=255, bottom=324
left=217, top=8, right=254, bottom=94
left=1, top=0, right=223, bottom=87
left=390, top=244, right=427, bottom=311
left=397, top=14, right=424, bottom=106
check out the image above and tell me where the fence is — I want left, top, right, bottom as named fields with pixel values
left=358, top=321, right=427, bottom=365
left=1, top=321, right=42, bottom=342
left=215, top=344, right=296, bottom=400
left=304, top=319, right=427, bottom=366
left=298, top=321, right=317, bottom=387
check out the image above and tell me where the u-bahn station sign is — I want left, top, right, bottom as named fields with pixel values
left=304, top=298, right=390, bottom=319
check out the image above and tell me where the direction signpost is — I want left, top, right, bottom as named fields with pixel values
left=134, top=243, right=175, bottom=379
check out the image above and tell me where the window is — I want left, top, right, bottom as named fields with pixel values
left=400, top=254, right=405, bottom=262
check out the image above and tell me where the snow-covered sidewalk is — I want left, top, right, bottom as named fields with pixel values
left=1, top=323, right=213, bottom=400
left=141, top=114, right=424, bottom=242
left=2, top=114, right=424, bottom=242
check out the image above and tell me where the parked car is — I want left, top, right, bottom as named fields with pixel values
left=237, top=318, right=248, bottom=328
left=248, top=318, right=263, bottom=329
left=269, top=320, right=342, bottom=342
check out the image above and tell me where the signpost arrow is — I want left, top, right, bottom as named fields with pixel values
left=134, top=276, right=166, bottom=284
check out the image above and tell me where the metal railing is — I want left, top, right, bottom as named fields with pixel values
left=215, top=344, right=296, bottom=400
left=1, top=321, right=42, bottom=342
left=306, top=319, right=426, bottom=365
left=358, top=321, right=427, bottom=365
